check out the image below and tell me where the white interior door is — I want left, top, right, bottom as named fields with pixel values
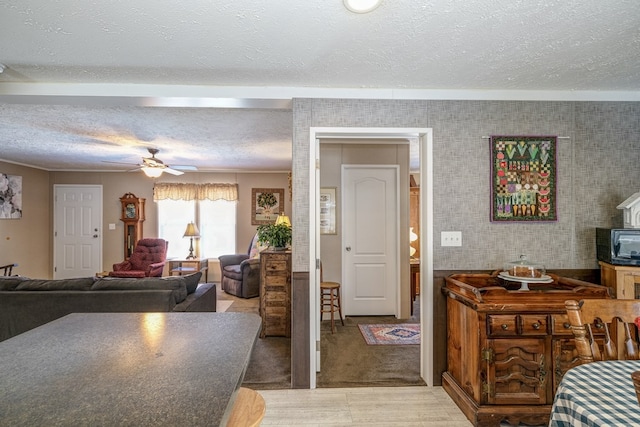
left=53, top=185, right=103, bottom=279
left=342, top=165, right=398, bottom=316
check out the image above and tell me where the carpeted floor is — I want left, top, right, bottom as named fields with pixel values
left=215, top=283, right=424, bottom=389
left=316, top=303, right=424, bottom=388
left=216, top=286, right=292, bottom=390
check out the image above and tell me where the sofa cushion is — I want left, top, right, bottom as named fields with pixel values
left=162, top=272, right=202, bottom=294
left=0, top=276, right=29, bottom=291
left=91, top=277, right=188, bottom=303
left=15, top=277, right=95, bottom=291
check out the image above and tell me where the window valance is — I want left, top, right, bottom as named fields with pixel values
left=153, top=183, right=238, bottom=201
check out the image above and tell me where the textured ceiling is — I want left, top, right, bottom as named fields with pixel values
left=0, top=0, right=639, bottom=172
left=0, top=105, right=293, bottom=172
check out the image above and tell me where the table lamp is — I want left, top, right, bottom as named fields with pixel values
left=410, top=227, right=418, bottom=258
left=183, top=222, right=200, bottom=259
left=275, top=214, right=291, bottom=227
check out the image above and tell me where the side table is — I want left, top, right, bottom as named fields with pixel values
left=168, top=259, right=208, bottom=283
left=599, top=261, right=640, bottom=299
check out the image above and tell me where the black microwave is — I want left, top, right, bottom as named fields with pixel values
left=596, top=228, right=640, bottom=266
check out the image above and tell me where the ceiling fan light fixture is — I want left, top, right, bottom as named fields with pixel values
left=142, top=166, right=163, bottom=178
left=344, top=0, right=381, bottom=13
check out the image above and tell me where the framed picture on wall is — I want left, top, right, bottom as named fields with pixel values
left=251, top=188, right=285, bottom=225
left=0, top=173, right=22, bottom=219
left=320, top=187, right=337, bottom=234
left=490, top=135, right=557, bottom=222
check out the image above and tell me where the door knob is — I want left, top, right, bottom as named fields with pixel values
left=346, top=246, right=351, bottom=251
left=93, top=234, right=99, bottom=238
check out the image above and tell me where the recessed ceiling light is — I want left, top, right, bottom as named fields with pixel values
left=344, top=0, right=382, bottom=14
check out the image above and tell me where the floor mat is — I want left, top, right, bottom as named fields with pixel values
left=217, top=300, right=233, bottom=312
left=358, top=323, right=420, bottom=345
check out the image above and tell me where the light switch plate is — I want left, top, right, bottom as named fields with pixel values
left=108, top=223, right=116, bottom=230
left=441, top=231, right=462, bottom=247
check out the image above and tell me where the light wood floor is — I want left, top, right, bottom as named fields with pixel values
left=256, top=385, right=473, bottom=426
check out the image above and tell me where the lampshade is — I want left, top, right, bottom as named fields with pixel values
left=142, top=166, right=163, bottom=178
left=410, top=227, right=418, bottom=242
left=344, top=0, right=382, bottom=13
left=275, top=214, right=291, bottom=227
left=183, top=222, right=200, bottom=238
left=409, top=227, right=418, bottom=258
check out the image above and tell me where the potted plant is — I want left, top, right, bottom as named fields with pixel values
left=256, top=222, right=292, bottom=250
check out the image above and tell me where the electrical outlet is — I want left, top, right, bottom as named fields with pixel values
left=441, top=231, right=462, bottom=247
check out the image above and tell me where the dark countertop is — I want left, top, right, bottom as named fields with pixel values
left=0, top=312, right=261, bottom=426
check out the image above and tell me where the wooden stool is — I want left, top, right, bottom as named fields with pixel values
left=320, top=281, right=344, bottom=333
left=227, top=387, right=266, bottom=427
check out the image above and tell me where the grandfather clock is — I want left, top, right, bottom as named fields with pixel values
left=119, top=193, right=145, bottom=259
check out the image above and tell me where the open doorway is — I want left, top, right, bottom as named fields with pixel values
left=308, top=127, right=434, bottom=389
left=317, top=160, right=418, bottom=388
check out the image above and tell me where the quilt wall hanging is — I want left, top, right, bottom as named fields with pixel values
left=490, top=136, right=557, bottom=222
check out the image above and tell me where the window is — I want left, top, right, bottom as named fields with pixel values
left=157, top=199, right=236, bottom=259
left=198, top=199, right=236, bottom=258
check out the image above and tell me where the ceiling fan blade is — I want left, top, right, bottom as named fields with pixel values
left=102, top=160, right=140, bottom=166
left=172, top=165, right=198, bottom=171
left=164, top=167, right=185, bottom=176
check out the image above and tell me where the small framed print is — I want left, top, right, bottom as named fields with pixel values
left=320, top=187, right=337, bottom=234
left=252, top=188, right=285, bottom=225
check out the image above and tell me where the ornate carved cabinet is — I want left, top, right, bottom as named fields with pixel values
left=119, top=193, right=145, bottom=259
left=259, top=250, right=291, bottom=338
left=442, top=273, right=610, bottom=427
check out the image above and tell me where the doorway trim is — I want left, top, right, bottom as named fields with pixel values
left=308, top=127, right=434, bottom=387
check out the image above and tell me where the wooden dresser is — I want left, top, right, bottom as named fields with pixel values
left=442, top=273, right=610, bottom=427
left=259, top=250, right=291, bottom=338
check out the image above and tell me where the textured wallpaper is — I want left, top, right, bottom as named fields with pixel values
left=292, top=99, right=640, bottom=272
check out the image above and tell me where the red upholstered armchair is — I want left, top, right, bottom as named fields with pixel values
left=109, top=238, right=168, bottom=278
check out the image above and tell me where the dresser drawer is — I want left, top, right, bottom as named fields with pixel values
left=551, top=314, right=573, bottom=336
left=520, top=314, right=548, bottom=335
left=487, top=315, right=518, bottom=336
left=264, top=260, right=289, bottom=272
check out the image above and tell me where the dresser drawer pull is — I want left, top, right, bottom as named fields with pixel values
left=501, top=324, right=509, bottom=330
left=532, top=322, right=541, bottom=330
left=563, top=322, right=571, bottom=329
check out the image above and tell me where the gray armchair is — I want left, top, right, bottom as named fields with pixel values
left=218, top=236, right=261, bottom=298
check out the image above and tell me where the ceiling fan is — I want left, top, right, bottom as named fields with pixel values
left=105, top=148, right=197, bottom=177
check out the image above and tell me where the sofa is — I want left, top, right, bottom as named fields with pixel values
left=0, top=271, right=216, bottom=342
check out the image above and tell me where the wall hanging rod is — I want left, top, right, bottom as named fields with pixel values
left=481, top=136, right=570, bottom=139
